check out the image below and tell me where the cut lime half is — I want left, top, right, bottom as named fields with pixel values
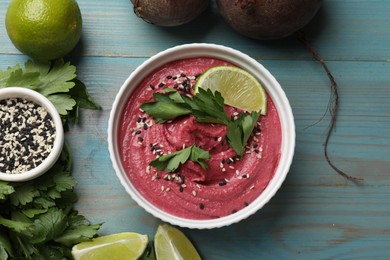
left=154, top=224, right=201, bottom=260
left=194, top=66, right=267, bottom=114
left=71, top=232, right=148, bottom=260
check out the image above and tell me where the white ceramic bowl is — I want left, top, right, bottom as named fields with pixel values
left=0, top=87, right=64, bottom=182
left=108, top=43, right=295, bottom=229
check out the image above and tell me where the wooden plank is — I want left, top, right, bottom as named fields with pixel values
left=1, top=0, right=390, bottom=61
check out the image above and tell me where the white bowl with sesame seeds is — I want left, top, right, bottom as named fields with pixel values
left=108, top=43, right=295, bottom=229
left=0, top=87, right=64, bottom=182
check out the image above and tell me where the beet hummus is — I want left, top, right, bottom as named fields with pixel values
left=118, top=57, right=282, bottom=220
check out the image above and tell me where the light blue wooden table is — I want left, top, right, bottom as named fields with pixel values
left=1, top=0, right=390, bottom=259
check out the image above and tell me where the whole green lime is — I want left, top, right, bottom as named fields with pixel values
left=6, top=0, right=82, bottom=61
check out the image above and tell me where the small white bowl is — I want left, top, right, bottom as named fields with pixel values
left=108, top=43, right=295, bottom=229
left=0, top=87, right=64, bottom=182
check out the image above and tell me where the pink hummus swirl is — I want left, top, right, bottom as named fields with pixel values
left=118, top=57, right=282, bottom=219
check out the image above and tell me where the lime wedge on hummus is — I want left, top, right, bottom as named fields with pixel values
left=71, top=232, right=148, bottom=260
left=154, top=224, right=201, bottom=260
left=194, top=66, right=267, bottom=114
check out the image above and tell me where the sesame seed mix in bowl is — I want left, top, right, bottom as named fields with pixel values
left=0, top=97, right=56, bottom=174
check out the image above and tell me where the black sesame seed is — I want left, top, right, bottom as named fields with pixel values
left=138, top=137, right=144, bottom=142
left=200, top=203, right=205, bottom=210
left=219, top=180, right=227, bottom=186
left=244, top=202, right=249, bottom=207
left=149, top=84, right=155, bottom=90
left=158, top=82, right=165, bottom=88
left=135, top=130, right=141, bottom=135
left=232, top=209, right=237, bottom=214
left=143, top=124, right=148, bottom=130
left=166, top=75, right=173, bottom=79
left=179, top=186, right=184, bottom=192
left=254, top=149, right=259, bottom=154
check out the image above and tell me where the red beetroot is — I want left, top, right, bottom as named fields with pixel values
left=217, top=0, right=322, bottom=40
left=131, top=0, right=210, bottom=27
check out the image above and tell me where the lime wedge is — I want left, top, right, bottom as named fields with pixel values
left=71, top=232, right=148, bottom=260
left=194, top=66, right=267, bottom=114
left=154, top=224, right=201, bottom=260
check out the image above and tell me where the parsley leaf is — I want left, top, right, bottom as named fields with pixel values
left=150, top=145, right=210, bottom=172
left=182, top=88, right=229, bottom=124
left=140, top=92, right=191, bottom=123
left=0, top=183, right=14, bottom=200
left=0, top=59, right=101, bottom=127
left=226, top=111, right=260, bottom=156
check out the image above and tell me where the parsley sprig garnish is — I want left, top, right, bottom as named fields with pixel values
left=0, top=59, right=101, bottom=127
left=141, top=88, right=260, bottom=157
left=150, top=145, right=210, bottom=172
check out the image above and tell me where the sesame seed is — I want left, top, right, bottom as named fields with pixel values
left=219, top=180, right=227, bottom=186
left=192, top=190, right=196, bottom=196
left=0, top=98, right=56, bottom=174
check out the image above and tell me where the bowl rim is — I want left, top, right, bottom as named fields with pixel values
left=108, top=43, right=295, bottom=229
left=0, top=87, right=64, bottom=182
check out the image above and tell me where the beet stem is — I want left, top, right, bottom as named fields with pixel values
left=294, top=30, right=363, bottom=182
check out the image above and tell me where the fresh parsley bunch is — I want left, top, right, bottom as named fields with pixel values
left=0, top=143, right=102, bottom=259
left=0, top=59, right=101, bottom=128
